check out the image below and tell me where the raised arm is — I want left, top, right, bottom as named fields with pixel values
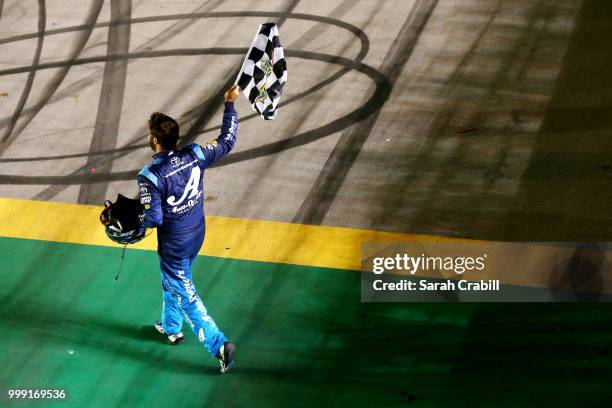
left=192, top=85, right=240, bottom=169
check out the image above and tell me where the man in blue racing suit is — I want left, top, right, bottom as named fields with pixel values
left=137, top=85, right=240, bottom=373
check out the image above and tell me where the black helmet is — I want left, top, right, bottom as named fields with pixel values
left=100, top=194, right=146, bottom=245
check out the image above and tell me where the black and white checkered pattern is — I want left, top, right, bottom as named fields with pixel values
left=235, top=23, right=287, bottom=120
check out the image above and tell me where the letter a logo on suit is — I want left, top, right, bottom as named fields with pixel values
left=167, top=167, right=201, bottom=206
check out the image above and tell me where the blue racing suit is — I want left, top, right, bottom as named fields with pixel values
left=137, top=102, right=238, bottom=357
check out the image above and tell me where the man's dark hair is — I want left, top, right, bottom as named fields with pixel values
left=149, top=112, right=179, bottom=149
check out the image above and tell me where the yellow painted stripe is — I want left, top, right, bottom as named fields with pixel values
left=0, top=197, right=465, bottom=271
left=2, top=198, right=609, bottom=295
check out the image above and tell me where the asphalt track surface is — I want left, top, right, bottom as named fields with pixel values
left=1, top=0, right=612, bottom=407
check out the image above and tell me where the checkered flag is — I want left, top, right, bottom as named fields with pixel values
left=235, top=23, right=287, bottom=120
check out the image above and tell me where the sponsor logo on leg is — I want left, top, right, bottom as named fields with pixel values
left=198, top=327, right=206, bottom=343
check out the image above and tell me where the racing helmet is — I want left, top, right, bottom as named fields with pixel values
left=100, top=194, right=146, bottom=245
